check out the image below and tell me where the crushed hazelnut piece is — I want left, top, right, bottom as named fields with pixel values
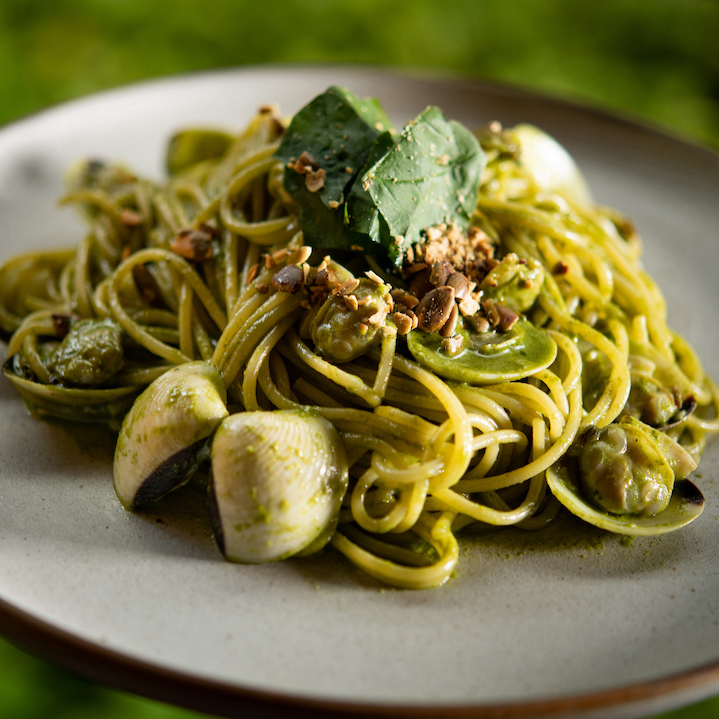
left=246, top=264, right=260, bottom=284
left=441, top=335, right=464, bottom=356
left=344, top=294, right=359, bottom=311
left=305, top=168, right=326, bottom=193
left=553, top=260, right=570, bottom=276
left=365, top=270, right=384, bottom=285
left=121, top=209, right=143, bottom=227
left=288, top=246, right=312, bottom=265
left=171, top=227, right=214, bottom=262
left=393, top=312, right=412, bottom=336
left=332, top=278, right=360, bottom=297
left=458, top=296, right=480, bottom=316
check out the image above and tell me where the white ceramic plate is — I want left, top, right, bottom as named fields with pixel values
left=1, top=66, right=719, bottom=719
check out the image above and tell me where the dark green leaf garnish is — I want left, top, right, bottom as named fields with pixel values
left=353, top=106, right=486, bottom=266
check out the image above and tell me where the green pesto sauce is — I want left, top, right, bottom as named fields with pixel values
left=407, top=318, right=557, bottom=385
left=458, top=511, right=614, bottom=558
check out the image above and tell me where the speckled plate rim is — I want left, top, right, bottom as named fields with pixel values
left=1, top=64, right=719, bottom=719
left=2, top=592, right=719, bottom=719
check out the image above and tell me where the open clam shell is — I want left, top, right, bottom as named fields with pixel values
left=3, top=358, right=139, bottom=423
left=113, top=361, right=228, bottom=510
left=547, top=458, right=705, bottom=536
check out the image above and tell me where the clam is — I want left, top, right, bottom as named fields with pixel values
left=113, top=361, right=228, bottom=509
left=513, top=123, right=592, bottom=206
left=547, top=420, right=704, bottom=536
left=3, top=358, right=139, bottom=423
left=209, top=409, right=348, bottom=563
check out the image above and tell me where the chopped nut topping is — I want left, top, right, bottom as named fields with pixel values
left=246, top=263, right=260, bottom=284
left=331, top=278, right=361, bottom=297
left=439, top=303, right=459, bottom=338
left=365, top=270, right=384, bottom=286
left=393, top=312, right=413, bottom=336
left=405, top=223, right=495, bottom=288
left=391, top=288, right=419, bottom=309
left=482, top=299, right=519, bottom=332
left=553, top=260, right=570, bottom=276
left=415, top=286, right=455, bottom=333
left=305, top=168, right=326, bottom=193
left=407, top=267, right=433, bottom=299
left=441, top=334, right=464, bottom=356
left=367, top=309, right=385, bottom=326
left=343, top=294, right=359, bottom=311
left=406, top=262, right=429, bottom=275
left=458, top=295, right=480, bottom=317
left=290, top=151, right=319, bottom=173
left=271, top=265, right=304, bottom=293
left=446, top=272, right=470, bottom=300
left=52, top=313, right=77, bottom=339
left=430, top=260, right=453, bottom=287
left=171, top=227, right=214, bottom=262
left=121, top=208, right=143, bottom=227
left=467, top=315, right=490, bottom=333
left=287, top=246, right=312, bottom=265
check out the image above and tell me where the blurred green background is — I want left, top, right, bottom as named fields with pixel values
left=1, top=0, right=718, bottom=717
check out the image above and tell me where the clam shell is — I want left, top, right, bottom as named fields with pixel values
left=113, top=361, right=228, bottom=509
left=210, top=410, right=348, bottom=563
left=547, top=459, right=705, bottom=536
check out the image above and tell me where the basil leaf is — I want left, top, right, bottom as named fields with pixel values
left=358, top=106, right=486, bottom=265
left=344, top=130, right=396, bottom=250
left=275, top=86, right=391, bottom=209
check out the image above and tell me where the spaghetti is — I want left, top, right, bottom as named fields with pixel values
left=1, top=90, right=716, bottom=589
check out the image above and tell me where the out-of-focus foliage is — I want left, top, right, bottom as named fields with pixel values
left=1, top=1, right=718, bottom=717
left=0, top=0, right=718, bottom=147
left=0, top=637, right=212, bottom=718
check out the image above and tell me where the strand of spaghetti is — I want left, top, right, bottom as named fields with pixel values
left=284, top=329, right=381, bottom=408
left=540, top=292, right=630, bottom=427
left=370, top=324, right=397, bottom=399
left=222, top=231, right=241, bottom=314
left=177, top=282, right=194, bottom=359
left=6, top=310, right=61, bottom=358
left=456, top=428, right=529, bottom=483
left=351, top=468, right=426, bottom=534
left=336, top=524, right=433, bottom=567
left=437, top=417, right=548, bottom=525
left=534, top=369, right=570, bottom=418
left=547, top=329, right=583, bottom=393
left=220, top=293, right=303, bottom=388
left=392, top=479, right=430, bottom=533
left=330, top=511, right=459, bottom=589
left=59, top=190, right=127, bottom=228
left=292, top=376, right=343, bottom=407
left=211, top=270, right=280, bottom=369
left=483, top=381, right=564, bottom=442
left=390, top=354, right=473, bottom=492
left=73, top=233, right=94, bottom=318
left=242, top=310, right=301, bottom=411
left=114, top=248, right=227, bottom=329
left=20, top=334, right=50, bottom=383
left=456, top=386, right=582, bottom=492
